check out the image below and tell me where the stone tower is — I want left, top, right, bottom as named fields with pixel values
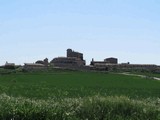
left=67, top=49, right=72, bottom=58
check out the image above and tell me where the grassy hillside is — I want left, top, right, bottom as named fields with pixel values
left=0, top=71, right=159, bottom=99
left=0, top=70, right=159, bottom=119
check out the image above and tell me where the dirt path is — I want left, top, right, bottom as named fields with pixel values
left=119, top=72, right=160, bottom=81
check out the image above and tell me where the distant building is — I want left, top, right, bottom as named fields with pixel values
left=67, top=49, right=83, bottom=60
left=43, top=58, right=49, bottom=66
left=35, top=60, right=44, bottom=64
left=91, top=57, right=118, bottom=66
left=117, top=64, right=157, bottom=71
left=51, top=57, right=85, bottom=67
left=23, top=63, right=46, bottom=71
left=50, top=49, right=86, bottom=67
left=4, top=62, right=15, bottom=69
left=36, top=58, right=49, bottom=66
left=104, top=57, right=118, bottom=64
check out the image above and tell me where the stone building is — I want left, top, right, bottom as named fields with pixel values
left=67, top=49, right=83, bottom=60
left=4, top=62, right=15, bottom=69
left=23, top=63, right=46, bottom=71
left=104, top=57, right=118, bottom=64
left=116, top=64, right=157, bottom=71
left=51, top=57, right=85, bottom=67
left=50, top=49, right=86, bottom=67
left=91, top=61, right=157, bottom=71
left=90, top=57, right=118, bottom=66
left=36, top=58, right=49, bottom=66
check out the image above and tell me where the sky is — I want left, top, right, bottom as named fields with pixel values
left=0, top=0, right=160, bottom=65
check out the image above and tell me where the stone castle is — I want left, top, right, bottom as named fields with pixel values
left=50, top=49, right=86, bottom=67
left=6, top=48, right=159, bottom=72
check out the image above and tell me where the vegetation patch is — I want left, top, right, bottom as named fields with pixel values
left=0, top=70, right=160, bottom=119
left=0, top=94, right=159, bottom=120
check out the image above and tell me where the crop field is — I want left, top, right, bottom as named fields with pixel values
left=0, top=70, right=160, bottom=119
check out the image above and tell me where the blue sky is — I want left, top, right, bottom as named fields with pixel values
left=0, top=0, right=160, bottom=65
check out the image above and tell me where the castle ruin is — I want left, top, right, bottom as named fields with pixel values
left=50, top=49, right=86, bottom=68
left=20, top=48, right=160, bottom=72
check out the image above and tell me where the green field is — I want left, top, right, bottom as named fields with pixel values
left=0, top=70, right=160, bottom=119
